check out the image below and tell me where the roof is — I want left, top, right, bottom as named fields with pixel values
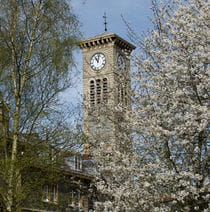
left=61, top=154, right=95, bottom=180
left=86, top=31, right=114, bottom=40
left=78, top=32, right=136, bottom=51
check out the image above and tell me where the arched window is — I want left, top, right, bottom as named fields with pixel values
left=124, top=82, right=129, bottom=106
left=90, top=78, right=108, bottom=106
left=118, top=82, right=128, bottom=105
left=118, top=84, right=124, bottom=104
left=125, top=89, right=128, bottom=106
left=118, top=85, right=120, bottom=104
left=103, top=78, right=108, bottom=103
left=96, top=79, right=101, bottom=104
left=121, top=87, right=124, bottom=103
left=90, top=80, right=95, bottom=106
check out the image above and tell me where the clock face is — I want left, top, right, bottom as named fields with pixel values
left=90, top=53, right=106, bottom=71
left=117, top=54, right=126, bottom=70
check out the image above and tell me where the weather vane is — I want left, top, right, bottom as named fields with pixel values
left=103, top=12, right=108, bottom=32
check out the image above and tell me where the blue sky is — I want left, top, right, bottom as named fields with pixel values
left=62, top=0, right=153, bottom=106
left=71, top=0, right=153, bottom=39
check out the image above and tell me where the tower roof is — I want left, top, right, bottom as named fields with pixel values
left=78, top=32, right=136, bottom=51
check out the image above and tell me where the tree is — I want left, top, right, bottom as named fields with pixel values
left=0, top=0, right=81, bottom=211
left=132, top=0, right=209, bottom=210
left=93, top=0, right=209, bottom=211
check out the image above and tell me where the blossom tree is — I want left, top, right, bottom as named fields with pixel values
left=92, top=0, right=209, bottom=211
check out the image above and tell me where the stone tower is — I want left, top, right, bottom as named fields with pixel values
left=79, top=32, right=136, bottom=150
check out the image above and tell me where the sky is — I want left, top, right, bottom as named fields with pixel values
left=71, top=0, right=153, bottom=39
left=63, top=0, right=153, bottom=106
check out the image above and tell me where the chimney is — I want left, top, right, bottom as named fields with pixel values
left=83, top=143, right=91, bottom=159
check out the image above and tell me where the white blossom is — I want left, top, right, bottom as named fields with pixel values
left=92, top=0, right=209, bottom=211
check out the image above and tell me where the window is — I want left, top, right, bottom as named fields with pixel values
left=118, top=85, right=124, bottom=104
left=121, top=87, right=124, bottom=103
left=69, top=189, right=82, bottom=208
left=96, top=79, right=101, bottom=104
left=43, top=184, right=58, bottom=203
left=90, top=80, right=95, bottom=106
left=118, top=85, right=120, bottom=104
left=90, top=78, right=108, bottom=106
left=75, top=156, right=82, bottom=170
left=118, top=82, right=128, bottom=106
left=125, top=88, right=128, bottom=106
left=103, top=78, right=108, bottom=103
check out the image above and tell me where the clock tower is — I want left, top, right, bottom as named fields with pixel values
left=79, top=32, right=136, bottom=151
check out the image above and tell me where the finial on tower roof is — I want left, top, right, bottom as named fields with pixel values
left=103, top=12, right=108, bottom=32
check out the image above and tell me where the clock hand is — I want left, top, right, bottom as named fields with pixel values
left=95, top=55, right=100, bottom=63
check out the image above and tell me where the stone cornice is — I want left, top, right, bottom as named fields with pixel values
left=78, top=32, right=136, bottom=52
